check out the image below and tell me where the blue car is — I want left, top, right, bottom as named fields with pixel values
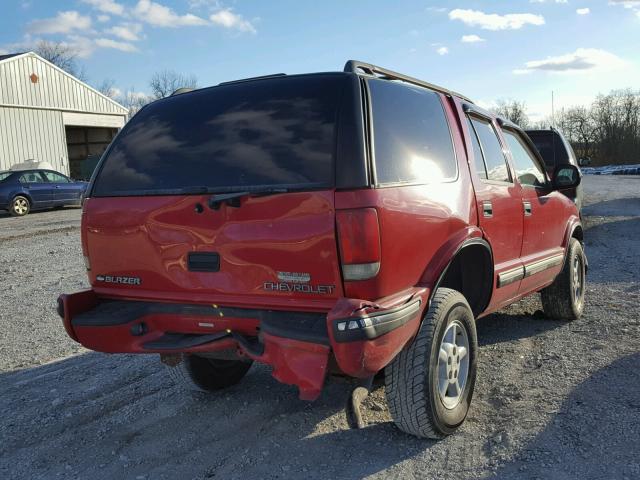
left=0, top=169, right=88, bottom=217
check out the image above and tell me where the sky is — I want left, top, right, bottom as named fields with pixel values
left=1, top=0, right=639, bottom=121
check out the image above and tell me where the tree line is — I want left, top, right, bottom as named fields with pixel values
left=494, top=91, right=640, bottom=167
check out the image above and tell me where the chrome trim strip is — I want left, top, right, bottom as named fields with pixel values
left=524, top=254, right=564, bottom=278
left=497, top=266, right=525, bottom=288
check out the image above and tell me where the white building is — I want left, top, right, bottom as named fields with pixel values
left=0, top=52, right=128, bottom=179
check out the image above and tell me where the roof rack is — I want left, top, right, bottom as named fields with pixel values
left=344, top=60, right=473, bottom=103
left=171, top=87, right=195, bottom=96
left=219, top=73, right=286, bottom=86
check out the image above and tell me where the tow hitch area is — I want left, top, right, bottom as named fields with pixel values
left=345, top=376, right=375, bottom=429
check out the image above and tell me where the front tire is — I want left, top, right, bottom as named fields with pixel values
left=167, top=354, right=252, bottom=392
left=385, top=288, right=478, bottom=439
left=540, top=238, right=586, bottom=321
left=10, top=196, right=30, bottom=217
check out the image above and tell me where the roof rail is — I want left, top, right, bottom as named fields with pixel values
left=219, top=73, right=286, bottom=86
left=344, top=60, right=473, bottom=103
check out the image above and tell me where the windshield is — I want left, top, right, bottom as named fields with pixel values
left=0, top=172, right=12, bottom=182
left=92, top=74, right=347, bottom=197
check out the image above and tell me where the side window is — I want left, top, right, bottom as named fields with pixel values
left=469, top=117, right=511, bottom=183
left=368, top=79, right=457, bottom=185
left=465, top=117, right=487, bottom=180
left=42, top=171, right=70, bottom=183
left=19, top=172, right=45, bottom=184
left=502, top=130, right=546, bottom=187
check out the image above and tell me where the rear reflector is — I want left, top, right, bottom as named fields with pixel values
left=336, top=208, right=381, bottom=281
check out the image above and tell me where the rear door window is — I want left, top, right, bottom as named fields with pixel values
left=466, top=117, right=488, bottom=180
left=502, top=130, right=547, bottom=187
left=469, top=117, right=511, bottom=183
left=19, top=172, right=46, bottom=184
left=42, top=171, right=70, bottom=183
left=92, top=74, right=347, bottom=196
left=368, top=79, right=457, bottom=185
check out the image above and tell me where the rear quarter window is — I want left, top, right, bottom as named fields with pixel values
left=368, top=79, right=457, bottom=185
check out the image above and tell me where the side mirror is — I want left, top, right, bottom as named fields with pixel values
left=553, top=164, right=581, bottom=190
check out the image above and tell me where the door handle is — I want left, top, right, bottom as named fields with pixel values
left=482, top=201, right=493, bottom=218
left=523, top=201, right=532, bottom=216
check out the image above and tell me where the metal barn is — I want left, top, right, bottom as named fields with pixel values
left=0, top=52, right=128, bottom=179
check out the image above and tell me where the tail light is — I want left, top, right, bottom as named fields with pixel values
left=336, top=208, right=381, bottom=281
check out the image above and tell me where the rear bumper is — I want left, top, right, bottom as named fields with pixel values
left=57, top=288, right=428, bottom=400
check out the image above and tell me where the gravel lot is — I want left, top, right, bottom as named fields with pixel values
left=1, top=176, right=638, bottom=480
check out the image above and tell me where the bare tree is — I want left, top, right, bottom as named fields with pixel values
left=96, top=79, right=118, bottom=99
left=149, top=70, right=198, bottom=99
left=121, top=88, right=152, bottom=116
left=34, top=40, right=87, bottom=81
left=493, top=99, right=530, bottom=128
left=556, top=106, right=597, bottom=159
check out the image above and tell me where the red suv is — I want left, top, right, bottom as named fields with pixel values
left=58, top=61, right=586, bottom=439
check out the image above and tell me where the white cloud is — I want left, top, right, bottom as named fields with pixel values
left=576, top=8, right=591, bottom=15
left=95, top=38, right=138, bottom=52
left=81, top=0, right=125, bottom=16
left=27, top=11, right=92, bottom=35
left=514, top=48, right=626, bottom=74
left=210, top=9, right=256, bottom=33
left=64, top=35, right=96, bottom=58
left=436, top=46, right=449, bottom=55
left=449, top=9, right=545, bottom=30
left=106, top=23, right=143, bottom=41
left=97, top=14, right=110, bottom=22
left=134, top=0, right=208, bottom=27
left=608, top=0, right=640, bottom=7
left=608, top=0, right=640, bottom=18
left=530, top=0, right=567, bottom=3
left=461, top=34, right=485, bottom=43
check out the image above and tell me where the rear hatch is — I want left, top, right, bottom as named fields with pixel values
left=83, top=74, right=351, bottom=309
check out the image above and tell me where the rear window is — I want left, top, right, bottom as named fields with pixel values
left=92, top=74, right=347, bottom=197
left=526, top=131, right=569, bottom=168
left=368, top=79, right=457, bottom=185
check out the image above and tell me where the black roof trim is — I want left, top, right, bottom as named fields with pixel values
left=344, top=59, right=473, bottom=103
left=0, top=52, right=25, bottom=62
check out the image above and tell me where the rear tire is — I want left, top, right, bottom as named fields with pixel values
left=167, top=354, right=252, bottom=392
left=385, top=288, right=477, bottom=439
left=540, top=238, right=586, bottom=321
left=10, top=196, right=30, bottom=217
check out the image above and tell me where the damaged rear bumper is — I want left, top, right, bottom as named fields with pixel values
left=57, top=288, right=428, bottom=400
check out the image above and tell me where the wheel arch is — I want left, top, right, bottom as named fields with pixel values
left=419, top=230, right=494, bottom=318
left=11, top=190, right=33, bottom=205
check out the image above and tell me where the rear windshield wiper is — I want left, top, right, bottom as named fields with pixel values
left=208, top=187, right=289, bottom=210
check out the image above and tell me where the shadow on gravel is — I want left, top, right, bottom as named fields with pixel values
left=582, top=197, right=640, bottom=217
left=487, top=353, right=640, bottom=479
left=476, top=312, right=563, bottom=347
left=0, top=352, right=426, bottom=479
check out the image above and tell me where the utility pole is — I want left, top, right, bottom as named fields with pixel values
left=551, top=90, right=555, bottom=128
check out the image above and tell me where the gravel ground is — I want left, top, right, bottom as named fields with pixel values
left=0, top=176, right=638, bottom=480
